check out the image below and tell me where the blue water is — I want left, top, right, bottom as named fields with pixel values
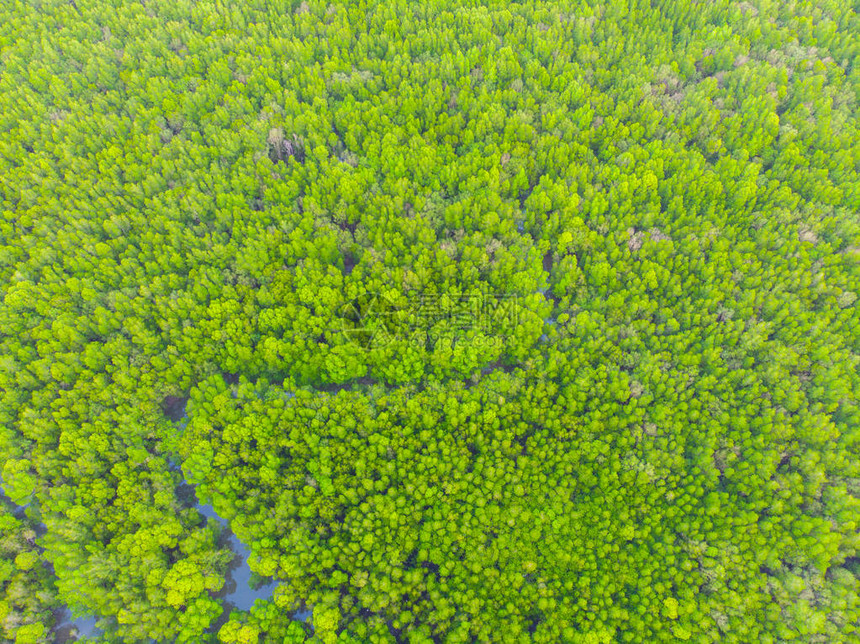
left=49, top=494, right=309, bottom=642
left=184, top=392, right=311, bottom=625
left=541, top=316, right=557, bottom=342
left=195, top=499, right=311, bottom=622
left=53, top=611, right=101, bottom=643
left=1, top=397, right=311, bottom=642
left=195, top=502, right=279, bottom=610
left=176, top=401, right=304, bottom=617
left=174, top=397, right=309, bottom=620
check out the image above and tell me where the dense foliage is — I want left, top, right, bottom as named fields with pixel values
left=0, top=501, right=59, bottom=643
left=1, top=0, right=859, bottom=641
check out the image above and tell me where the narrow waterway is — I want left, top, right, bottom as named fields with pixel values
left=53, top=611, right=100, bottom=643
left=196, top=501, right=280, bottom=610
left=174, top=399, right=310, bottom=623
left=1, top=394, right=311, bottom=642
left=50, top=494, right=310, bottom=642
left=195, top=500, right=312, bottom=620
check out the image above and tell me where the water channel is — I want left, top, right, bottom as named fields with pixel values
left=50, top=493, right=310, bottom=642
left=3, top=444, right=311, bottom=641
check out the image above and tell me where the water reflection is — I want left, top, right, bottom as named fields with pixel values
left=53, top=610, right=100, bottom=643
left=173, top=400, right=309, bottom=622
left=195, top=501, right=279, bottom=611
left=540, top=316, right=557, bottom=342
left=1, top=398, right=310, bottom=643
left=195, top=499, right=310, bottom=624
